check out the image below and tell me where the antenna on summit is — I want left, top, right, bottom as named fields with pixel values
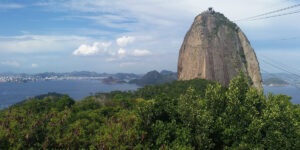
left=208, top=7, right=215, bottom=14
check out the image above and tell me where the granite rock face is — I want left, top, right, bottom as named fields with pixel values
left=177, top=11, right=262, bottom=90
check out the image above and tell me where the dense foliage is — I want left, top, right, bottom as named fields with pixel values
left=1, top=73, right=299, bottom=149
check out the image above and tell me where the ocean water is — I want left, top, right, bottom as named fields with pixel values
left=263, top=85, right=300, bottom=104
left=0, top=80, right=140, bottom=109
left=0, top=81, right=299, bottom=109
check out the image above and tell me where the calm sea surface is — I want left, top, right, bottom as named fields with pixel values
left=0, top=81, right=299, bottom=109
left=0, top=80, right=140, bottom=109
left=263, top=85, right=300, bottom=104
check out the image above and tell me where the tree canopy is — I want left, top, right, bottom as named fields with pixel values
left=1, top=73, right=299, bottom=149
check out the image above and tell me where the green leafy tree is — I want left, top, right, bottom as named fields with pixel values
left=1, top=73, right=299, bottom=149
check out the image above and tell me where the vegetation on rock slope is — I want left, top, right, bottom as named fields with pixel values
left=0, top=73, right=299, bottom=149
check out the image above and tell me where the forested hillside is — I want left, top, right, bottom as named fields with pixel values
left=0, top=73, right=299, bottom=149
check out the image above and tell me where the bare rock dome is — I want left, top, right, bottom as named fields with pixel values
left=177, top=9, right=262, bottom=89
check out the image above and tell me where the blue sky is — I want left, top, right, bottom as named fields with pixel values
left=0, top=0, right=300, bottom=74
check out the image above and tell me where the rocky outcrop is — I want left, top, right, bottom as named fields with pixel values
left=102, top=76, right=126, bottom=84
left=177, top=10, right=262, bottom=89
left=129, top=70, right=177, bottom=86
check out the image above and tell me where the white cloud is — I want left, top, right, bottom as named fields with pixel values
left=118, top=48, right=126, bottom=55
left=116, top=36, right=135, bottom=47
left=101, top=42, right=112, bottom=49
left=45, top=0, right=296, bottom=27
left=117, top=48, right=127, bottom=58
left=46, top=0, right=300, bottom=38
left=35, top=0, right=300, bottom=57
left=132, top=49, right=151, bottom=56
left=77, top=15, right=135, bottom=29
left=73, top=43, right=99, bottom=56
left=102, top=48, right=151, bottom=62
left=37, top=0, right=300, bottom=62
left=31, top=64, right=38, bottom=68
left=0, top=35, right=93, bottom=54
left=1, top=61, right=20, bottom=67
left=7, top=0, right=299, bottom=73
left=0, top=3, right=24, bottom=9
left=73, top=42, right=112, bottom=56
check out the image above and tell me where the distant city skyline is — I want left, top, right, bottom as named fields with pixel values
left=0, top=0, right=300, bottom=74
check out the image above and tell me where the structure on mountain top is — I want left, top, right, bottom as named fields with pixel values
left=208, top=7, right=215, bottom=14
left=177, top=9, right=263, bottom=90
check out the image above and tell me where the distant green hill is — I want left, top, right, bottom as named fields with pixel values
left=129, top=70, right=177, bottom=86
left=263, top=77, right=289, bottom=86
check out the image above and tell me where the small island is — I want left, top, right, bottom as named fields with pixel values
left=263, top=77, right=289, bottom=86
left=129, top=70, right=177, bottom=86
left=102, top=76, right=126, bottom=84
